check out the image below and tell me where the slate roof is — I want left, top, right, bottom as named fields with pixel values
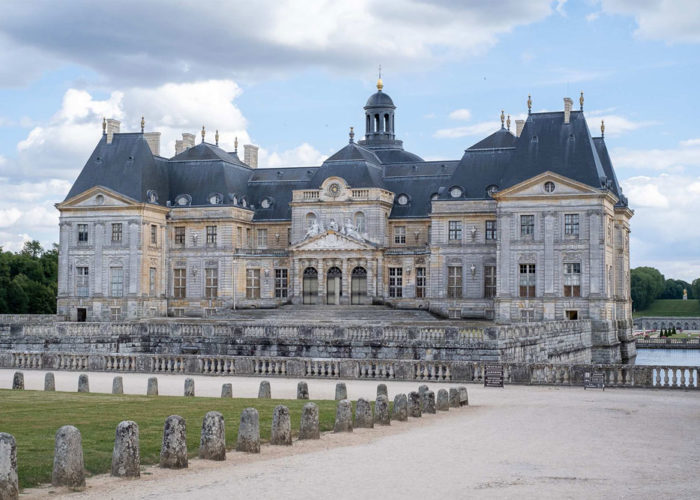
left=366, top=90, right=395, bottom=108
left=65, top=96, right=628, bottom=221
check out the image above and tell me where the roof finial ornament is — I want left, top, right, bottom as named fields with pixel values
left=579, top=91, right=584, bottom=111
left=506, top=114, right=511, bottom=132
left=500, top=110, right=505, bottom=129
left=201, top=125, right=206, bottom=143
left=234, top=136, right=238, bottom=152
left=102, top=117, right=106, bottom=134
left=215, top=129, right=219, bottom=146
left=376, top=64, right=383, bottom=91
left=140, top=116, right=145, bottom=133
left=601, top=119, right=605, bottom=138
left=349, top=126, right=355, bottom=144
left=527, top=94, right=532, bottom=115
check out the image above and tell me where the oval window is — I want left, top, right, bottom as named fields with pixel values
left=397, top=194, right=409, bottom=205
left=450, top=187, right=462, bottom=198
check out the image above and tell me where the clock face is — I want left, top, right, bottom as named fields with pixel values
left=328, top=183, right=341, bottom=197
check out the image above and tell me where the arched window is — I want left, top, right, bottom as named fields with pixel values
left=354, top=212, right=366, bottom=233
left=306, top=212, right=317, bottom=228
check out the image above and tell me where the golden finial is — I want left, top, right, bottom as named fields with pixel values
left=500, top=110, right=505, bottom=128
left=377, top=64, right=383, bottom=91
left=234, top=136, right=238, bottom=152
left=506, top=114, right=511, bottom=131
left=102, top=117, right=106, bottom=134
left=349, top=126, right=355, bottom=143
left=140, top=116, right=145, bottom=133
left=215, top=129, right=219, bottom=146
left=201, top=125, right=206, bottom=143
left=579, top=91, right=584, bottom=111
left=601, top=119, right=605, bottom=138
left=527, top=94, right=532, bottom=114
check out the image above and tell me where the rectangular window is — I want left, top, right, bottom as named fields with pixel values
left=246, top=269, right=260, bottom=299
left=173, top=268, right=186, bottom=299
left=110, top=267, right=123, bottom=297
left=76, top=267, right=89, bottom=297
left=520, top=309, right=535, bottom=322
left=564, top=263, right=581, bottom=297
left=447, top=266, right=463, bottom=298
left=174, top=226, right=185, bottom=245
left=519, top=264, right=536, bottom=298
left=257, top=228, right=268, bottom=248
left=287, top=228, right=291, bottom=245
left=485, top=220, right=497, bottom=240
left=275, top=269, right=288, bottom=298
left=566, top=310, right=579, bottom=320
left=415, top=267, right=426, bottom=298
left=205, top=267, right=218, bottom=298
left=111, top=223, right=122, bottom=243
left=110, top=307, right=121, bottom=322
left=394, top=226, right=406, bottom=244
left=484, top=265, right=496, bottom=298
left=150, top=224, right=157, bottom=245
left=388, top=267, right=403, bottom=298
left=77, top=224, right=88, bottom=243
left=565, top=214, right=580, bottom=236
left=520, top=215, right=534, bottom=236
left=173, top=308, right=184, bottom=318
left=206, top=226, right=217, bottom=246
left=237, top=227, right=243, bottom=247
left=448, top=221, right=462, bottom=242
left=149, top=267, right=156, bottom=296
left=246, top=228, right=252, bottom=247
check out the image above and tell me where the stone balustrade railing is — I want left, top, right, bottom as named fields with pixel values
left=636, top=338, right=700, bottom=349
left=1, top=350, right=695, bottom=390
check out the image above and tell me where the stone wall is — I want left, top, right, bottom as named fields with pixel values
left=634, top=317, right=700, bottom=331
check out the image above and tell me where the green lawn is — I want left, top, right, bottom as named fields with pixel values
left=633, top=299, right=700, bottom=318
left=0, top=390, right=343, bottom=490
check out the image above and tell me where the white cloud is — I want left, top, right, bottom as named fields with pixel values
left=680, top=138, right=700, bottom=147
left=258, top=143, right=327, bottom=168
left=622, top=176, right=668, bottom=208
left=585, top=110, right=657, bottom=137
left=599, top=0, right=700, bottom=44
left=434, top=121, right=500, bottom=139
left=448, top=109, right=472, bottom=121
left=611, top=141, right=700, bottom=171
left=0, top=208, right=22, bottom=228
left=0, top=232, right=33, bottom=253
left=586, top=11, right=601, bottom=22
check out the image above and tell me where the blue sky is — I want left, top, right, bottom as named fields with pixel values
left=1, top=0, right=699, bottom=281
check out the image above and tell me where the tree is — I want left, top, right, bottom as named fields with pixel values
left=660, top=279, right=692, bottom=300
left=630, top=267, right=665, bottom=311
left=20, top=240, right=44, bottom=259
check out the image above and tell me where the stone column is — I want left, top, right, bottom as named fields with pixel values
left=94, top=222, right=104, bottom=296
left=589, top=210, right=601, bottom=296
left=341, top=258, right=348, bottom=303
left=376, top=256, right=384, bottom=298
left=128, top=220, right=140, bottom=295
left=317, top=259, right=325, bottom=304
left=498, top=215, right=511, bottom=297
left=57, top=222, right=70, bottom=296
left=111, top=421, right=140, bottom=477
left=544, top=212, right=555, bottom=296
left=52, top=426, right=85, bottom=488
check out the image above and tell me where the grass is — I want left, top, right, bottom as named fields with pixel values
left=0, top=390, right=342, bottom=490
left=633, top=299, right=700, bottom=318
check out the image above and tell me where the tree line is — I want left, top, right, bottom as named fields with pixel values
left=630, top=266, right=700, bottom=311
left=0, top=241, right=57, bottom=314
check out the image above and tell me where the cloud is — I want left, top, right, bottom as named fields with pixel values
left=0, top=1, right=556, bottom=86
left=610, top=140, right=700, bottom=171
left=585, top=110, right=657, bottom=137
left=258, top=143, right=327, bottom=168
left=448, top=109, right=472, bottom=121
left=434, top=120, right=500, bottom=139
left=599, top=0, right=700, bottom=44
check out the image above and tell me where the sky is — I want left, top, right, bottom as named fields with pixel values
left=0, top=0, right=699, bottom=281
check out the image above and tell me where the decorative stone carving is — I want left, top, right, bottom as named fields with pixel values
left=335, top=382, right=347, bottom=400
left=11, top=372, right=23, bottom=390
left=299, top=403, right=320, bottom=440
left=52, top=425, right=85, bottom=488
left=111, top=421, right=140, bottom=478
left=0, top=433, right=18, bottom=500
left=78, top=374, right=89, bottom=393
left=297, top=381, right=309, bottom=400
left=160, top=415, right=187, bottom=469
left=392, top=394, right=408, bottom=422
left=184, top=378, right=195, bottom=397
left=199, top=411, right=226, bottom=460
left=270, top=406, right=292, bottom=446
left=258, top=380, right=271, bottom=399
left=354, top=398, right=374, bottom=428
left=333, top=399, right=353, bottom=433
left=44, top=372, right=55, bottom=391
left=112, top=376, right=124, bottom=395
left=436, top=389, right=449, bottom=411
left=408, top=391, right=422, bottom=418
left=221, top=383, right=233, bottom=398
left=236, top=408, right=260, bottom=453
left=147, top=377, right=158, bottom=396
left=374, top=395, right=390, bottom=425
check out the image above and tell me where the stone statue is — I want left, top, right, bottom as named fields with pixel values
left=328, top=218, right=339, bottom=232
left=343, top=218, right=362, bottom=240
left=304, top=221, right=321, bottom=239
left=683, top=289, right=688, bottom=301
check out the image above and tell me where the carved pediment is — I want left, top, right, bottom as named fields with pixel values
left=291, top=231, right=376, bottom=251
left=494, top=171, right=600, bottom=199
left=57, top=186, right=139, bottom=209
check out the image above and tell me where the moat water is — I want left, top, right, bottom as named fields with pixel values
left=635, top=349, right=700, bottom=366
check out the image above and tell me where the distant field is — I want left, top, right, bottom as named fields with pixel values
left=633, top=299, right=700, bottom=318
left=0, top=390, right=341, bottom=490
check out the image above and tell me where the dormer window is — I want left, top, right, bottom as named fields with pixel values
left=544, top=181, right=556, bottom=193
left=396, top=194, right=409, bottom=206
left=449, top=186, right=463, bottom=198
left=486, top=185, right=499, bottom=197
left=146, top=190, right=158, bottom=204
left=261, top=198, right=272, bottom=209
left=175, top=194, right=191, bottom=206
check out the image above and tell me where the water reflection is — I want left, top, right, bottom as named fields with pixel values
left=634, top=349, right=700, bottom=366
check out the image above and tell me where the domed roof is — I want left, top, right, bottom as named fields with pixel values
left=365, top=90, right=395, bottom=108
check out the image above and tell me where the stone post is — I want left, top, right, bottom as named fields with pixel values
left=376, top=383, right=388, bottom=398
left=112, top=376, right=124, bottom=395
left=258, top=380, right=271, bottom=399
left=11, top=372, right=23, bottom=390
left=335, top=382, right=347, bottom=400
left=77, top=374, right=89, bottom=393
left=297, top=381, right=309, bottom=400
left=160, top=415, right=187, bottom=469
left=408, top=391, right=422, bottom=418
left=354, top=398, right=374, bottom=428
left=221, top=383, right=233, bottom=398
left=458, top=386, right=469, bottom=406
left=111, top=421, right=140, bottom=478
left=0, top=433, right=18, bottom=500
left=236, top=408, right=260, bottom=453
left=147, top=377, right=158, bottom=396
left=449, top=387, right=460, bottom=408
left=184, top=378, right=195, bottom=397
left=199, top=412, right=226, bottom=460
left=44, top=372, right=55, bottom=391
left=374, top=395, right=390, bottom=425
left=299, top=403, right=320, bottom=440
left=392, top=394, right=408, bottom=422
left=333, top=400, right=353, bottom=433
left=418, top=385, right=429, bottom=409
left=52, top=425, right=85, bottom=488
left=424, top=391, right=436, bottom=414
left=270, top=405, right=292, bottom=446
left=436, top=389, right=449, bottom=411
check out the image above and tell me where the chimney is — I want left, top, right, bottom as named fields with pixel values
left=106, top=119, right=120, bottom=144
left=244, top=144, right=259, bottom=169
left=144, top=132, right=161, bottom=156
left=563, top=97, right=573, bottom=124
left=175, top=139, right=184, bottom=155
left=515, top=119, right=525, bottom=137
left=175, top=133, right=195, bottom=155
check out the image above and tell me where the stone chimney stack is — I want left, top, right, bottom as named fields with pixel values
left=144, top=132, right=161, bottom=156
left=563, top=97, right=573, bottom=124
left=106, top=119, right=120, bottom=144
left=515, top=119, right=525, bottom=137
left=244, top=144, right=259, bottom=169
left=175, top=133, right=196, bottom=155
